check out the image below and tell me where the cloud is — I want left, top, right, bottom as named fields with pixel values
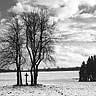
left=0, top=18, right=7, bottom=25
left=72, top=3, right=96, bottom=19
left=71, top=2, right=96, bottom=22
left=80, top=0, right=96, bottom=6
left=8, top=0, right=96, bottom=19
left=8, top=0, right=79, bottom=19
left=17, top=0, right=31, bottom=4
left=8, top=2, right=34, bottom=14
left=7, top=0, right=96, bottom=67
left=54, top=42, right=96, bottom=67
left=78, top=4, right=96, bottom=14
left=9, top=2, right=23, bottom=13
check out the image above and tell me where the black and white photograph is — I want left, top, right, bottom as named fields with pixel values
left=0, top=0, right=96, bottom=96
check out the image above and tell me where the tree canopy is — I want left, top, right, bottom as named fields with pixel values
left=0, top=8, right=55, bottom=85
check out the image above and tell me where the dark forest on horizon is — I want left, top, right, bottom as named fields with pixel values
left=0, top=67, right=80, bottom=73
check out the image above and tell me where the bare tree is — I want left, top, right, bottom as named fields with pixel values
left=0, top=15, right=25, bottom=85
left=22, top=9, right=55, bottom=85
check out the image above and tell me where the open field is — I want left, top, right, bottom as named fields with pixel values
left=0, top=71, right=96, bottom=96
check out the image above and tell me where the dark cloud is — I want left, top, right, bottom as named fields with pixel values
left=0, top=0, right=17, bottom=19
left=85, top=26, right=96, bottom=30
left=69, top=23, right=96, bottom=31
left=49, top=8, right=57, bottom=17
left=69, top=24, right=85, bottom=29
left=60, top=4, right=65, bottom=8
left=70, top=16, right=96, bottom=23
left=78, top=4, right=96, bottom=14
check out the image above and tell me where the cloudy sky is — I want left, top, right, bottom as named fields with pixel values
left=0, top=0, right=96, bottom=68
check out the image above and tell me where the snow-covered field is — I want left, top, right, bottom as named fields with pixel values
left=0, top=71, right=96, bottom=96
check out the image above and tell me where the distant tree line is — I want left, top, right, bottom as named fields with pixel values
left=79, top=55, right=96, bottom=82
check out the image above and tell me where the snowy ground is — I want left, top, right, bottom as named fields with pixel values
left=0, top=71, right=96, bottom=96
left=0, top=82, right=96, bottom=96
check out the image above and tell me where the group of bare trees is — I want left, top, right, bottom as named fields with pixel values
left=0, top=9, right=55, bottom=86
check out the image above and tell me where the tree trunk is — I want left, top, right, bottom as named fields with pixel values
left=17, top=66, right=22, bottom=86
left=16, top=53, right=19, bottom=85
left=19, top=51, right=22, bottom=85
left=30, top=66, right=33, bottom=85
left=34, top=65, right=38, bottom=85
left=17, top=68, right=19, bottom=85
left=34, top=71, right=38, bottom=85
left=20, top=70, right=22, bottom=85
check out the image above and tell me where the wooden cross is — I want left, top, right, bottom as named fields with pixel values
left=25, top=73, right=29, bottom=85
